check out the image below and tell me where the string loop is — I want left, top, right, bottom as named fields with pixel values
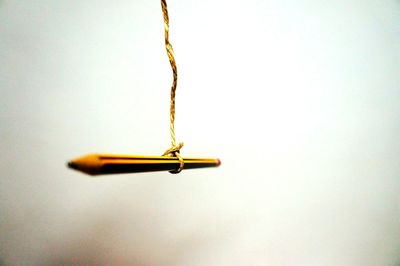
left=162, top=142, right=184, bottom=173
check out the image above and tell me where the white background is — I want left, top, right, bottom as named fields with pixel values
left=1, top=0, right=400, bottom=265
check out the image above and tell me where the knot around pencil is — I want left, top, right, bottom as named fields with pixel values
left=163, top=142, right=184, bottom=173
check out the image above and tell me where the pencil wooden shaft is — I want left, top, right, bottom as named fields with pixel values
left=67, top=154, right=220, bottom=175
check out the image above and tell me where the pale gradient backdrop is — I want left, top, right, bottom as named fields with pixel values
left=1, top=0, right=400, bottom=265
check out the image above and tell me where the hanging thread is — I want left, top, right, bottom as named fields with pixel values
left=161, top=0, right=184, bottom=173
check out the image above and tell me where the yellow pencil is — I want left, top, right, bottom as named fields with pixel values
left=67, top=154, right=221, bottom=175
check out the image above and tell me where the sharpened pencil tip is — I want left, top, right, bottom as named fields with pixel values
left=66, top=154, right=104, bottom=175
left=67, top=161, right=77, bottom=169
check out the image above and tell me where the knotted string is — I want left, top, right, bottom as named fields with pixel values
left=161, top=0, right=184, bottom=173
left=162, top=142, right=184, bottom=174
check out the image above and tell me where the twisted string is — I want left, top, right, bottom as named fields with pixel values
left=161, top=0, right=184, bottom=173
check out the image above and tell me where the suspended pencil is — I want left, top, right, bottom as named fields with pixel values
left=67, top=154, right=220, bottom=176
left=67, top=2, right=220, bottom=176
